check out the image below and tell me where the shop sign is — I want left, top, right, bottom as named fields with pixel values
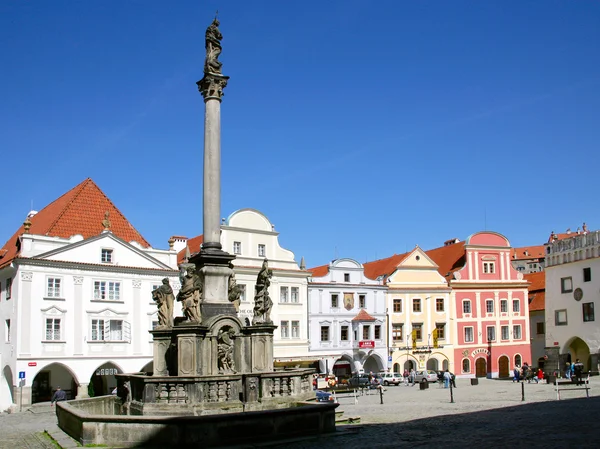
left=95, top=368, right=119, bottom=376
left=471, top=348, right=491, bottom=357
left=359, top=340, right=375, bottom=349
left=28, top=362, right=37, bottom=367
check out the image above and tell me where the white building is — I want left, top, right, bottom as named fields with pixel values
left=178, top=209, right=312, bottom=368
left=307, top=258, right=387, bottom=376
left=544, top=229, right=600, bottom=372
left=0, top=179, right=179, bottom=410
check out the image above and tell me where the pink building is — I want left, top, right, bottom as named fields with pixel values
left=428, top=232, right=531, bottom=378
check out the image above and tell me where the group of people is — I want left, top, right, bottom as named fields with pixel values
left=565, top=359, right=586, bottom=385
left=513, top=363, right=544, bottom=383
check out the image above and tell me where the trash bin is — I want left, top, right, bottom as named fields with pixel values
left=470, top=378, right=478, bottom=386
left=419, top=380, right=429, bottom=390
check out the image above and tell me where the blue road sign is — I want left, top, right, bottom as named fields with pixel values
left=19, top=371, right=25, bottom=379
left=388, top=356, right=392, bottom=362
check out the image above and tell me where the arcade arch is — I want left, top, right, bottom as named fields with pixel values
left=564, top=337, right=591, bottom=370
left=1, top=365, right=14, bottom=405
left=32, top=363, right=78, bottom=403
left=89, top=362, right=123, bottom=397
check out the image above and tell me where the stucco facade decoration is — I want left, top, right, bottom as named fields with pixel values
left=544, top=229, right=600, bottom=373
left=178, top=209, right=311, bottom=368
left=443, top=232, right=531, bottom=379
left=308, top=259, right=387, bottom=376
left=0, top=179, right=179, bottom=411
left=382, top=247, right=453, bottom=374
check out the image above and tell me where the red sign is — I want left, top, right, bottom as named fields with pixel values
left=28, top=362, right=37, bottom=367
left=554, top=342, right=559, bottom=346
left=359, top=340, right=375, bottom=349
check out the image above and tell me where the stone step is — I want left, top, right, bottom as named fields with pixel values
left=336, top=415, right=360, bottom=425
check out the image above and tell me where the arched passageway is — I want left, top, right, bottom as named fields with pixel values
left=332, top=358, right=352, bottom=379
left=426, top=358, right=439, bottom=371
left=362, top=354, right=383, bottom=373
left=89, top=362, right=122, bottom=397
left=32, top=363, right=77, bottom=403
left=393, top=362, right=400, bottom=373
left=566, top=337, right=591, bottom=370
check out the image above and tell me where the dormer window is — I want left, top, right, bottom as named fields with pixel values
left=483, top=262, right=495, bottom=274
left=101, top=249, right=113, bottom=263
left=258, top=244, right=266, bottom=257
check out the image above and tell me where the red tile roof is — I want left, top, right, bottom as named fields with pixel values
left=524, top=271, right=545, bottom=311
left=363, top=253, right=409, bottom=280
left=352, top=309, right=376, bottom=321
left=528, top=291, right=545, bottom=312
left=308, top=263, right=329, bottom=277
left=511, top=245, right=546, bottom=261
left=177, top=235, right=203, bottom=264
left=0, top=178, right=150, bottom=268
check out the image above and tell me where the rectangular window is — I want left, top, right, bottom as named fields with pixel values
left=536, top=322, right=545, bottom=334
left=45, top=318, right=61, bottom=341
left=101, top=248, right=113, bottom=263
left=413, top=298, right=421, bottom=312
left=513, top=325, right=522, bottom=339
left=331, top=294, right=338, bottom=308
left=500, top=299, right=508, bottom=313
left=501, top=325, right=509, bottom=340
left=5, top=319, right=10, bottom=343
left=362, top=325, right=370, bottom=340
left=486, top=299, right=494, bottom=313
left=320, top=326, right=329, bottom=342
left=6, top=278, right=12, bottom=300
left=291, top=321, right=300, bottom=338
left=374, top=325, right=381, bottom=340
left=464, top=327, right=474, bottom=343
left=233, top=241, right=242, bottom=255
left=91, top=319, right=105, bottom=341
left=344, top=273, right=350, bottom=282
left=258, top=244, right=266, bottom=257
left=47, top=278, right=62, bottom=298
left=392, top=324, right=403, bottom=342
left=435, top=298, right=444, bottom=312
left=583, top=302, right=595, bottom=322
left=583, top=267, right=591, bottom=282
left=483, top=262, right=495, bottom=274
left=340, top=325, right=349, bottom=341
left=280, top=286, right=289, bottom=303
left=280, top=321, right=289, bottom=338
left=359, top=295, right=366, bottom=308
left=435, top=323, right=445, bottom=340
left=487, top=326, right=496, bottom=342
left=94, top=281, right=121, bottom=301
left=91, top=319, right=128, bottom=341
left=463, top=300, right=471, bottom=314
left=412, top=323, right=423, bottom=341
left=555, top=309, right=568, bottom=326
left=238, top=284, right=246, bottom=302
left=512, top=299, right=520, bottom=313
left=561, top=277, right=573, bottom=293
left=393, top=298, right=402, bottom=313
left=291, top=287, right=299, bottom=303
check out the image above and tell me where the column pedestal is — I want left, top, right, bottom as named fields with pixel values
left=173, top=324, right=209, bottom=376
left=241, top=325, right=276, bottom=373
left=190, top=250, right=237, bottom=320
left=150, top=329, right=174, bottom=376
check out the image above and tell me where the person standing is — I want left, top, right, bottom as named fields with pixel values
left=403, top=369, right=409, bottom=386
left=513, top=366, right=520, bottom=383
left=443, top=369, right=452, bottom=388
left=573, top=359, right=585, bottom=386
left=409, top=369, right=416, bottom=386
left=564, top=362, right=572, bottom=380
left=50, top=386, right=67, bottom=406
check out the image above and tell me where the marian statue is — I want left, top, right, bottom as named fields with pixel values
left=151, top=278, right=175, bottom=328
left=177, top=266, right=203, bottom=323
left=204, top=17, right=223, bottom=74
left=252, top=259, right=273, bottom=325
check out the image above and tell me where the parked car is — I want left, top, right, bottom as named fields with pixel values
left=315, top=390, right=333, bottom=402
left=381, top=372, right=403, bottom=386
left=414, top=370, right=438, bottom=383
left=348, top=373, right=383, bottom=388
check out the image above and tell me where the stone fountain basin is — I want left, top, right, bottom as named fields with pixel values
left=56, top=395, right=338, bottom=447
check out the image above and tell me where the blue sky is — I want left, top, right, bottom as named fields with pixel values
left=1, top=1, right=599, bottom=267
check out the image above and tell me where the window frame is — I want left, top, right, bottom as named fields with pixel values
left=320, top=326, right=330, bottom=342
left=536, top=322, right=545, bottom=335
left=583, top=302, right=595, bottom=322
left=413, top=298, right=422, bottom=313
left=101, top=248, right=113, bottom=263
left=6, top=277, right=12, bottom=300
left=5, top=319, right=10, bottom=343
left=501, top=325, right=509, bottom=340
left=374, top=325, right=381, bottom=340
left=362, top=325, right=370, bottom=340
left=280, top=320, right=289, bottom=338
left=483, top=262, right=495, bottom=274
left=359, top=294, right=366, bottom=308
left=486, top=325, right=496, bottom=342
left=392, top=323, right=403, bottom=342
left=463, top=300, right=471, bottom=314
left=46, top=277, right=62, bottom=298
left=290, top=287, right=299, bottom=303
left=331, top=294, right=339, bottom=308
left=344, top=273, right=350, bottom=282
left=512, top=299, right=520, bottom=313
left=233, top=241, right=242, bottom=255
left=561, top=277, right=573, bottom=293
left=412, top=323, right=423, bottom=341
left=583, top=267, right=591, bottom=282
left=291, top=320, right=300, bottom=338
left=464, top=326, right=474, bottom=343
left=45, top=318, right=61, bottom=341
left=279, top=286, right=289, bottom=303
left=555, top=309, right=568, bottom=326
left=462, top=358, right=470, bottom=374
left=435, top=298, right=444, bottom=312
left=500, top=299, right=508, bottom=313
left=513, top=324, right=522, bottom=340
left=340, top=325, right=349, bottom=341
left=93, top=280, right=121, bottom=301
left=90, top=318, right=130, bottom=342
left=486, top=299, right=494, bottom=313
left=435, top=323, right=445, bottom=340
left=258, top=244, right=266, bottom=257
left=393, top=298, right=402, bottom=313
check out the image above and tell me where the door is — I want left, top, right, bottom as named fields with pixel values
left=475, top=358, right=487, bottom=378
left=32, top=371, right=51, bottom=403
left=498, top=356, right=509, bottom=378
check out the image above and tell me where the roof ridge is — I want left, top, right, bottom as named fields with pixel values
left=45, top=178, right=91, bottom=236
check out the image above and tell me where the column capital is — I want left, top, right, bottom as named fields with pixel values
left=197, top=73, right=229, bottom=101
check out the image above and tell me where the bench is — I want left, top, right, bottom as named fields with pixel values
left=555, top=374, right=591, bottom=400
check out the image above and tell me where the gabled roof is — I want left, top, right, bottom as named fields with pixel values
left=511, top=245, right=546, bottom=261
left=524, top=271, right=545, bottom=311
left=308, top=263, right=328, bottom=277
left=352, top=309, right=376, bottom=322
left=0, top=178, right=150, bottom=268
left=363, top=253, right=409, bottom=281
left=177, top=235, right=203, bottom=264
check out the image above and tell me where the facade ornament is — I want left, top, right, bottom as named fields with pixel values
left=217, top=327, right=236, bottom=373
left=73, top=276, right=84, bottom=285
left=21, top=271, right=33, bottom=282
left=227, top=265, right=241, bottom=312
left=177, top=266, right=203, bottom=323
left=132, top=279, right=142, bottom=289
left=23, top=216, right=32, bottom=233
left=102, top=211, right=111, bottom=230
left=152, top=278, right=175, bottom=328
left=252, top=259, right=273, bottom=325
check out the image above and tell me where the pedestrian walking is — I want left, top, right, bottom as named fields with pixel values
left=50, top=386, right=67, bottom=406
left=513, top=366, right=520, bottom=383
left=403, top=369, right=409, bottom=386
left=573, top=359, right=585, bottom=386
left=443, top=369, right=452, bottom=388
left=564, top=362, right=572, bottom=380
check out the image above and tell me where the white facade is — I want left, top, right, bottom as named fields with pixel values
left=220, top=209, right=311, bottom=366
left=308, top=258, right=387, bottom=376
left=545, top=230, right=600, bottom=371
left=0, top=231, right=178, bottom=410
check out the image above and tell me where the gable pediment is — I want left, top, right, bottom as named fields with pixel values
left=86, top=307, right=128, bottom=317
left=41, top=305, right=66, bottom=314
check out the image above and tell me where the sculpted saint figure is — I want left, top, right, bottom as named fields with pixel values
left=152, top=278, right=175, bottom=328
left=177, top=266, right=202, bottom=323
left=217, top=327, right=236, bottom=373
left=204, top=18, right=223, bottom=74
left=252, top=259, right=273, bottom=325
left=228, top=267, right=242, bottom=312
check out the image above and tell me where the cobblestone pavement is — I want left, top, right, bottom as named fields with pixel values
left=1, top=378, right=598, bottom=448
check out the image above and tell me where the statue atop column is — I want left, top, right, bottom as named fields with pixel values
left=177, top=266, right=203, bottom=323
left=204, top=18, right=223, bottom=75
left=252, top=259, right=273, bottom=325
left=152, top=278, right=175, bottom=328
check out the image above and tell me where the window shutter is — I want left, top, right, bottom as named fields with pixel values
left=104, top=320, right=111, bottom=341
left=124, top=321, right=131, bottom=342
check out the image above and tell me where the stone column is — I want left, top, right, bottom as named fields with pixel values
left=76, top=383, right=90, bottom=399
